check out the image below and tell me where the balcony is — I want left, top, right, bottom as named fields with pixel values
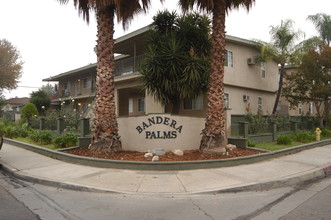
left=115, top=54, right=146, bottom=76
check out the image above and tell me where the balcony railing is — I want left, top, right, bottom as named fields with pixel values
left=115, top=54, right=146, bottom=76
left=50, top=54, right=146, bottom=100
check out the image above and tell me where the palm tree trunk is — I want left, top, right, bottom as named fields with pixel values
left=90, top=7, right=122, bottom=153
left=272, top=63, right=285, bottom=115
left=171, top=98, right=181, bottom=114
left=0, top=136, right=3, bottom=150
left=200, top=1, right=227, bottom=152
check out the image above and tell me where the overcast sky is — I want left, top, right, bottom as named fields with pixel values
left=1, top=0, right=330, bottom=99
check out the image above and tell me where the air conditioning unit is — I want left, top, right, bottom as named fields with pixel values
left=243, top=95, right=250, bottom=101
left=247, top=57, right=256, bottom=65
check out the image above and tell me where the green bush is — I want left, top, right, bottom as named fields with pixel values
left=277, top=135, right=292, bottom=145
left=320, top=127, right=331, bottom=137
left=0, top=123, right=4, bottom=136
left=291, top=131, right=315, bottom=143
left=53, top=133, right=77, bottom=148
left=29, top=130, right=53, bottom=145
left=3, top=126, right=16, bottom=138
left=13, top=127, right=29, bottom=138
left=21, top=103, right=39, bottom=120
left=1, top=120, right=32, bottom=138
left=247, top=139, right=256, bottom=147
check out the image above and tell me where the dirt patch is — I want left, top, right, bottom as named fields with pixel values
left=65, top=148, right=263, bottom=162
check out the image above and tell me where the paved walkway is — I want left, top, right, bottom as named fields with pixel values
left=0, top=143, right=331, bottom=195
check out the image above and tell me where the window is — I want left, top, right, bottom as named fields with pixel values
left=309, top=102, right=313, bottom=115
left=128, top=98, right=133, bottom=113
left=224, top=93, right=230, bottom=109
left=64, top=81, right=71, bottom=96
left=258, top=97, right=262, bottom=105
left=138, top=98, right=145, bottom=112
left=224, top=50, right=233, bottom=67
left=83, top=78, right=92, bottom=89
left=261, top=62, right=266, bottom=78
left=76, top=79, right=81, bottom=95
left=276, top=101, right=281, bottom=111
left=258, top=97, right=263, bottom=112
left=184, top=94, right=203, bottom=110
left=298, top=102, right=302, bottom=115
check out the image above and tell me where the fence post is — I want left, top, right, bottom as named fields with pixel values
left=239, top=121, right=249, bottom=138
left=39, top=118, right=46, bottom=130
left=80, top=118, right=90, bottom=137
left=57, top=118, right=65, bottom=135
left=269, top=122, right=277, bottom=141
left=307, top=121, right=314, bottom=130
left=291, top=121, right=298, bottom=133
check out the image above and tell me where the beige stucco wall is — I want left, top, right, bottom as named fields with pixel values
left=225, top=86, right=276, bottom=115
left=118, top=114, right=205, bottom=152
left=224, top=42, right=279, bottom=93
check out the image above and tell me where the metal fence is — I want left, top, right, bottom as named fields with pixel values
left=28, top=117, right=92, bottom=136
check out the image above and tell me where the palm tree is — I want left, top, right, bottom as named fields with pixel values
left=58, top=0, right=151, bottom=152
left=140, top=11, right=211, bottom=114
left=307, top=13, right=331, bottom=46
left=257, top=20, right=310, bottom=115
left=178, top=0, right=255, bottom=152
left=0, top=124, right=3, bottom=151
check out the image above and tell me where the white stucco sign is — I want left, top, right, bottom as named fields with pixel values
left=118, top=114, right=204, bottom=152
left=135, top=116, right=183, bottom=139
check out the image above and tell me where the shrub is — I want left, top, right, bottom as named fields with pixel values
left=53, top=133, right=77, bottom=148
left=0, top=123, right=4, bottom=136
left=247, top=139, right=256, bottom=147
left=13, top=127, right=29, bottom=138
left=21, top=103, right=39, bottom=120
left=320, top=127, right=331, bottom=137
left=29, top=130, right=53, bottom=145
left=277, top=135, right=292, bottom=145
left=3, top=126, right=15, bottom=138
left=0, top=120, right=31, bottom=138
left=291, top=131, right=315, bottom=143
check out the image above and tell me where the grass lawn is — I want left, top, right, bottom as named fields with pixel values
left=13, top=137, right=57, bottom=150
left=254, top=141, right=310, bottom=151
left=254, top=137, right=330, bottom=151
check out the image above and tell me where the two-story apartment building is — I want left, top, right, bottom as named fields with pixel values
left=43, top=25, right=279, bottom=150
left=276, top=65, right=315, bottom=116
left=43, top=25, right=279, bottom=117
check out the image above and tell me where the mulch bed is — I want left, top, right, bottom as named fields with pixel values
left=65, top=148, right=263, bottom=162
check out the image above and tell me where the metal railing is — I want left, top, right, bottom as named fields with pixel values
left=115, top=54, right=146, bottom=76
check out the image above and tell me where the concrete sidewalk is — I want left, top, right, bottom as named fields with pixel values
left=1, top=142, right=331, bottom=195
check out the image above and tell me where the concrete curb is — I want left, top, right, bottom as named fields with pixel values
left=4, top=138, right=331, bottom=171
left=1, top=162, right=329, bottom=195
left=205, top=168, right=327, bottom=194
left=322, top=162, right=331, bottom=175
left=0, top=163, right=122, bottom=194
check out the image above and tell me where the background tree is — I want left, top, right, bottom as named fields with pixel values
left=21, top=103, right=39, bottom=122
left=140, top=10, right=211, bottom=114
left=30, top=90, right=51, bottom=116
left=41, top=83, right=58, bottom=97
left=307, top=13, right=331, bottom=46
left=179, top=0, right=255, bottom=152
left=0, top=94, right=5, bottom=109
left=0, top=39, right=23, bottom=93
left=58, top=0, right=151, bottom=153
left=283, top=45, right=331, bottom=126
left=256, top=20, right=310, bottom=115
